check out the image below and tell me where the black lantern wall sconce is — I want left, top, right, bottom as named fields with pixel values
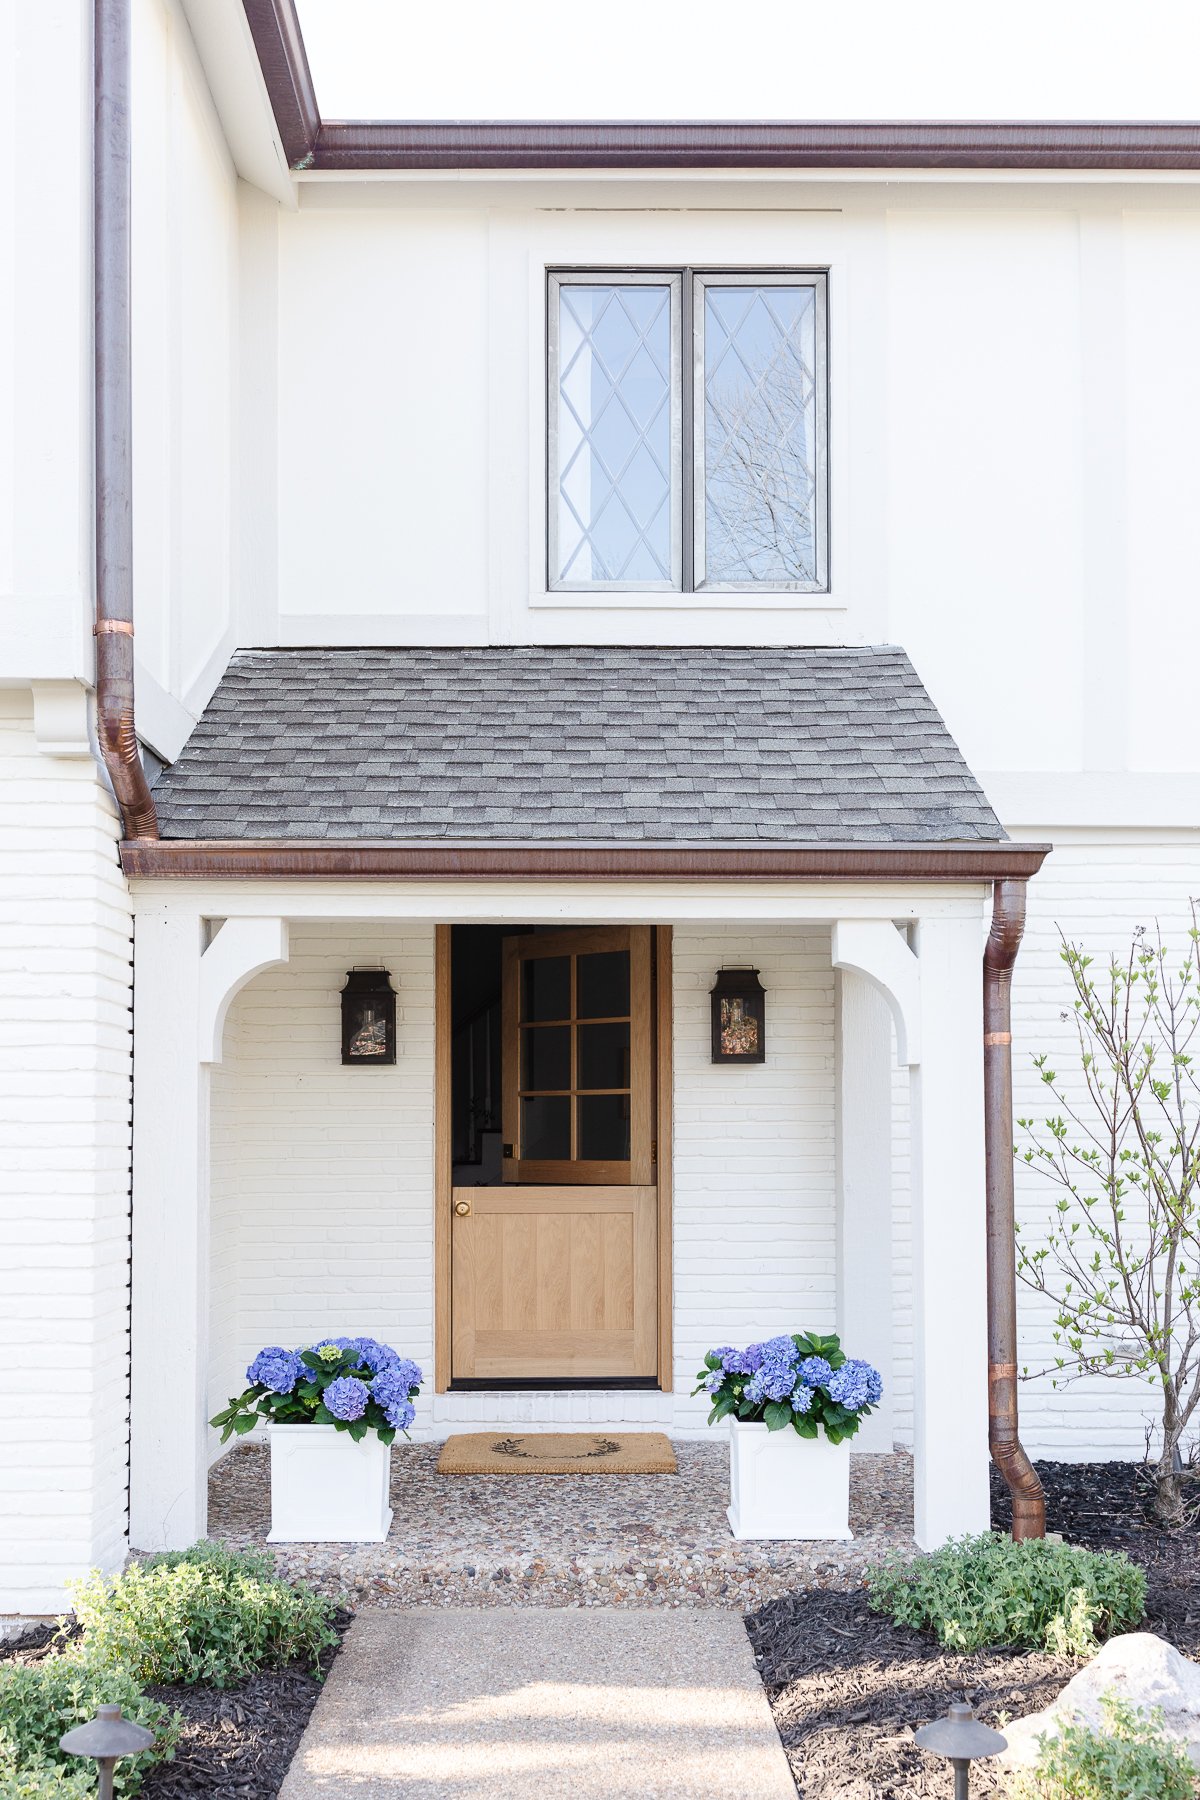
left=341, top=969, right=397, bottom=1064
left=710, top=966, right=766, bottom=1063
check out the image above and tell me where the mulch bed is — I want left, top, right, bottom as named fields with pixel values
left=2, top=1610, right=351, bottom=1800
left=748, top=1458, right=1200, bottom=1798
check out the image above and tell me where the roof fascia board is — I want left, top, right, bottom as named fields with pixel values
left=121, top=841, right=1052, bottom=880
left=240, top=0, right=319, bottom=168
left=182, top=0, right=298, bottom=204
left=306, top=120, right=1200, bottom=173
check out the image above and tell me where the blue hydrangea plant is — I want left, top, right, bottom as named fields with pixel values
left=693, top=1330, right=881, bottom=1443
left=211, top=1337, right=422, bottom=1446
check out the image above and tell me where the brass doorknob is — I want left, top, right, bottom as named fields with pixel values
left=454, top=1199, right=471, bottom=1216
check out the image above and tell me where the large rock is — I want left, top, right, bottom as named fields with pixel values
left=1000, top=1633, right=1200, bottom=1769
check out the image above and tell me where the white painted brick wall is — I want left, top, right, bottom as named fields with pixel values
left=0, top=693, right=132, bottom=1617
left=670, top=924, right=837, bottom=1428
left=208, top=923, right=436, bottom=1436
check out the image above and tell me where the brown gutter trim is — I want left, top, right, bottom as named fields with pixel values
left=309, top=119, right=1200, bottom=174
left=94, top=0, right=157, bottom=842
left=242, top=0, right=319, bottom=168
left=120, top=840, right=1051, bottom=880
left=984, top=878, right=1046, bottom=1541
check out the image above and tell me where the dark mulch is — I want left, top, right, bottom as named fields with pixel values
left=2, top=1610, right=352, bottom=1800
left=749, top=1458, right=1200, bottom=1798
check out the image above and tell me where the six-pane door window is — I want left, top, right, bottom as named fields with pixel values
left=548, top=269, right=828, bottom=594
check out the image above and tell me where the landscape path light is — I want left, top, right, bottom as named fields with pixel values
left=60, top=1702, right=155, bottom=1799
left=914, top=1700, right=1007, bottom=1799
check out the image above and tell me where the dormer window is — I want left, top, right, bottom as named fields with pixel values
left=548, top=268, right=828, bottom=594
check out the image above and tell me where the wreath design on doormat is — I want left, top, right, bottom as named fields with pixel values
left=491, top=1436, right=621, bottom=1461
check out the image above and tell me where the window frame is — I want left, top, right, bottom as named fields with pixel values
left=546, top=265, right=829, bottom=596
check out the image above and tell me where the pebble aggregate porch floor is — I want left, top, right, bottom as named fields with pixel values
left=208, top=1442, right=915, bottom=1609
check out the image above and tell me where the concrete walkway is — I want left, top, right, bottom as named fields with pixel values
left=279, top=1608, right=796, bottom=1798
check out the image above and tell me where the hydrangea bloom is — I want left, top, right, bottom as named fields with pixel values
left=247, top=1346, right=303, bottom=1395
left=790, top=1383, right=814, bottom=1414
left=348, top=1337, right=401, bottom=1374
left=316, top=1343, right=343, bottom=1364
left=798, top=1355, right=834, bottom=1389
left=371, top=1364, right=422, bottom=1420
left=744, top=1335, right=800, bottom=1404
left=703, top=1370, right=724, bottom=1395
left=324, top=1375, right=369, bottom=1420
left=384, top=1398, right=415, bottom=1432
left=827, top=1359, right=883, bottom=1412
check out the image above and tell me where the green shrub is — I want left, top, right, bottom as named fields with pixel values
left=0, top=1662, right=178, bottom=1796
left=67, top=1543, right=339, bottom=1686
left=0, top=1733, right=94, bottom=1800
left=866, top=1533, right=1146, bottom=1655
left=1009, top=1696, right=1197, bottom=1799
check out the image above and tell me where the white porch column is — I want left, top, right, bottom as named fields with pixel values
left=130, top=910, right=287, bottom=1551
left=909, top=913, right=990, bottom=1548
left=834, top=970, right=895, bottom=1452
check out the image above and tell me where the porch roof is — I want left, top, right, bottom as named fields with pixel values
left=151, top=646, right=1004, bottom=847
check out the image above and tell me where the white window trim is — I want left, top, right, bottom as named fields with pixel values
left=545, top=264, right=830, bottom=599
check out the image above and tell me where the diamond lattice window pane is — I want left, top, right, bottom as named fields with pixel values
left=555, top=284, right=673, bottom=584
left=702, top=285, right=817, bottom=585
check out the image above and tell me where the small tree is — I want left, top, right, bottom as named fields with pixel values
left=1016, top=907, right=1200, bottom=1526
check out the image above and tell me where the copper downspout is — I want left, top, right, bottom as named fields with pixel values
left=984, top=878, right=1045, bottom=1539
left=94, top=0, right=158, bottom=841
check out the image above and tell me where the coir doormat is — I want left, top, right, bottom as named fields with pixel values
left=437, top=1431, right=677, bottom=1475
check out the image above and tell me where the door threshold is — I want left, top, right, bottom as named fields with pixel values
left=449, top=1377, right=662, bottom=1392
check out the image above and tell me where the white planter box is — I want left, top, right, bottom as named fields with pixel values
left=727, top=1418, right=853, bottom=1541
left=267, top=1424, right=393, bottom=1543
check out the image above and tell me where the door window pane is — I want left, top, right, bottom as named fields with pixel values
left=553, top=282, right=676, bottom=587
left=577, top=950, right=630, bottom=1019
left=522, top=955, right=570, bottom=1022
left=577, top=1021, right=630, bottom=1091
left=521, top=1025, right=571, bottom=1091
left=578, top=1095, right=631, bottom=1161
left=522, top=1096, right=571, bottom=1161
left=701, top=283, right=818, bottom=586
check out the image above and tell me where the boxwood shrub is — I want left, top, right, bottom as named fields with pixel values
left=866, top=1532, right=1146, bottom=1655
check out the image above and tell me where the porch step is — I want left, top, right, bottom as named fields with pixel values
left=431, top=1388, right=674, bottom=1433
left=279, top=1608, right=795, bottom=1799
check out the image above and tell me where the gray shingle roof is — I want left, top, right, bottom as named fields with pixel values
left=152, top=646, right=1004, bottom=844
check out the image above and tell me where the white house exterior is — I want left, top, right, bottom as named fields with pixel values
left=2, top=0, right=1199, bottom=1624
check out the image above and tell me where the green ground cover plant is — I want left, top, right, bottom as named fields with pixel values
left=0, top=1544, right=339, bottom=1795
left=1008, top=1696, right=1197, bottom=1799
left=866, top=1533, right=1145, bottom=1655
left=0, top=1732, right=93, bottom=1800
left=67, top=1543, right=339, bottom=1687
left=0, top=1660, right=178, bottom=1796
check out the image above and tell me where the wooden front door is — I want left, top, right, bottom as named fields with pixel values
left=450, top=926, right=659, bottom=1381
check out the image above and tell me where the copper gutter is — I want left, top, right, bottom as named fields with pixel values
left=94, top=0, right=158, bottom=841
left=984, top=878, right=1045, bottom=1539
left=311, top=119, right=1200, bottom=174
left=120, top=840, right=1051, bottom=881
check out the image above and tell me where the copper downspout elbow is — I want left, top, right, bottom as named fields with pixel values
left=984, top=877, right=1045, bottom=1539
left=94, top=0, right=158, bottom=842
